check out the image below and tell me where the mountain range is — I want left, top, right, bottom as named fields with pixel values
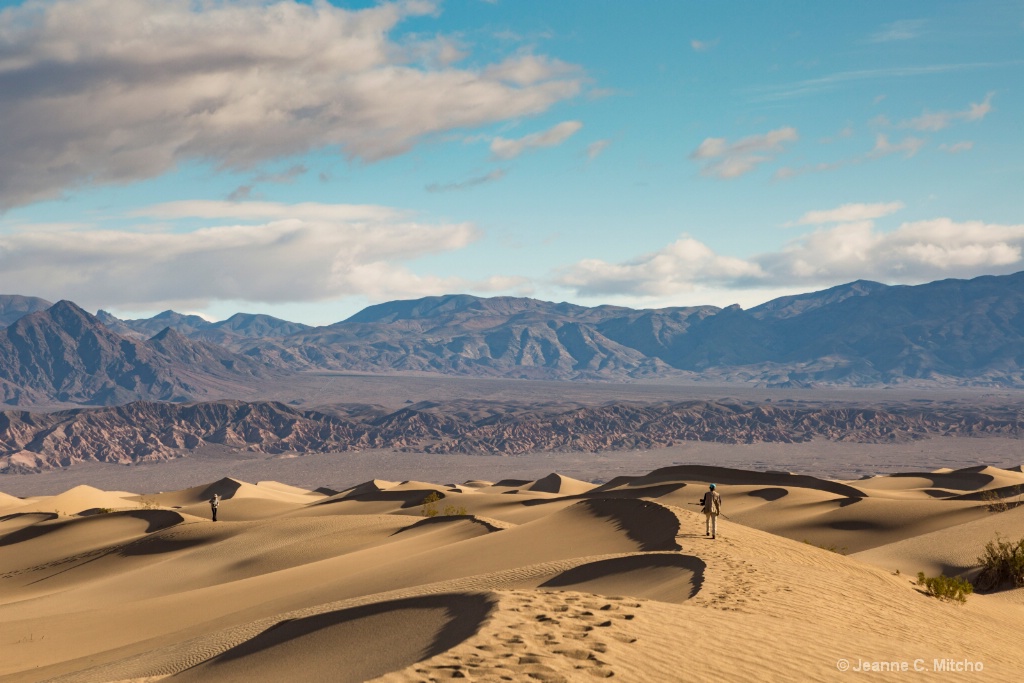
left=2, top=271, right=1024, bottom=406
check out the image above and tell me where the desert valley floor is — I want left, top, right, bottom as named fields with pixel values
left=3, top=441, right=1024, bottom=682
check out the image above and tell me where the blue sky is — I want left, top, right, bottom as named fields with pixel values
left=0, top=0, right=1021, bottom=324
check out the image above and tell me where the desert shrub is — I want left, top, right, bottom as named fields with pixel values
left=981, top=485, right=1023, bottom=513
left=421, top=492, right=441, bottom=517
left=443, top=504, right=468, bottom=516
left=916, top=572, right=973, bottom=603
left=981, top=489, right=1009, bottom=513
left=975, top=534, right=1024, bottom=590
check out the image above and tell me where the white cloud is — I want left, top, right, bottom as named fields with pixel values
left=490, top=120, right=583, bottom=159
left=774, top=132, right=926, bottom=180
left=796, top=202, right=905, bottom=225
left=903, top=92, right=995, bottom=131
left=586, top=139, right=611, bottom=160
left=556, top=212, right=1024, bottom=298
left=690, top=39, right=719, bottom=52
left=868, top=19, right=927, bottom=43
left=555, top=237, right=765, bottom=297
left=426, top=168, right=508, bottom=192
left=0, top=201, right=494, bottom=309
left=690, top=127, right=798, bottom=179
left=0, top=0, right=584, bottom=209
left=762, top=219, right=1024, bottom=282
left=869, top=134, right=926, bottom=158
left=939, top=141, right=974, bottom=154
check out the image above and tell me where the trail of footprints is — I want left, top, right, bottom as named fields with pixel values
left=401, top=590, right=642, bottom=682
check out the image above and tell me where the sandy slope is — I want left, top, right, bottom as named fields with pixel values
left=2, top=468, right=1023, bottom=682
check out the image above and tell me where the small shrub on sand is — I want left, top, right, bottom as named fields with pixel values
left=420, top=493, right=467, bottom=518
left=421, top=492, right=441, bottom=517
left=975, top=534, right=1024, bottom=590
left=981, top=489, right=1010, bottom=513
left=981, top=485, right=1023, bottom=513
left=916, top=572, right=973, bottom=603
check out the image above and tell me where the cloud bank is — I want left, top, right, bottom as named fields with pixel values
left=0, top=201, right=497, bottom=309
left=557, top=204, right=1024, bottom=298
left=0, top=0, right=584, bottom=208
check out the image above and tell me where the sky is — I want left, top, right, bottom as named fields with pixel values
left=0, top=0, right=1021, bottom=325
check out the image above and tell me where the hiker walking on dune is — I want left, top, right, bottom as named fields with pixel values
left=701, top=484, right=722, bottom=539
left=210, top=493, right=221, bottom=522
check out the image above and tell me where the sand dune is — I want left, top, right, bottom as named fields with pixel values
left=527, top=472, right=596, bottom=495
left=2, top=465, right=1024, bottom=682
left=3, top=484, right=145, bottom=516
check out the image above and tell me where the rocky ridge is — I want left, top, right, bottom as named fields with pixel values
left=3, top=398, right=1023, bottom=473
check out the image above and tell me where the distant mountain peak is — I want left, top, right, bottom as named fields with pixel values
left=344, top=294, right=591, bottom=324
left=0, top=295, right=54, bottom=327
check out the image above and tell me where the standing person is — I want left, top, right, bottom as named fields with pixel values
left=210, top=493, right=221, bottom=522
left=701, top=484, right=722, bottom=539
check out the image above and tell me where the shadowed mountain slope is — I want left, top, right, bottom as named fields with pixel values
left=0, top=302, right=266, bottom=406
left=0, top=295, right=53, bottom=327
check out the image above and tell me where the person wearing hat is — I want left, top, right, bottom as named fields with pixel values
left=701, top=484, right=722, bottom=539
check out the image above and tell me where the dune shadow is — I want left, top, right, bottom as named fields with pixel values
left=0, top=509, right=182, bottom=547
left=608, top=465, right=868, bottom=499
left=922, top=489, right=956, bottom=499
left=494, top=479, right=532, bottom=487
left=172, top=593, right=495, bottom=683
left=540, top=553, right=705, bottom=603
left=888, top=471, right=995, bottom=491
left=122, top=509, right=185, bottom=533
left=576, top=498, right=681, bottom=552
left=391, top=515, right=505, bottom=536
left=947, top=484, right=1024, bottom=502
left=0, top=509, right=186, bottom=548
left=315, top=489, right=444, bottom=509
left=520, top=482, right=686, bottom=507
left=0, top=512, right=61, bottom=546
left=748, top=487, right=788, bottom=501
left=199, top=478, right=244, bottom=501
left=828, top=519, right=884, bottom=531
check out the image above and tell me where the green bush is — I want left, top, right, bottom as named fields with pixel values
left=916, top=572, right=973, bottom=603
left=421, top=492, right=441, bottom=517
left=420, top=492, right=467, bottom=518
left=975, top=534, right=1024, bottom=590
